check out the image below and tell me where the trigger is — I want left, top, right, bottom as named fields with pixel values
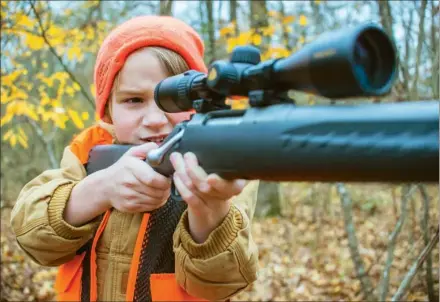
left=171, top=180, right=184, bottom=202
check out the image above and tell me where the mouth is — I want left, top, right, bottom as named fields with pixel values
left=140, top=133, right=169, bottom=144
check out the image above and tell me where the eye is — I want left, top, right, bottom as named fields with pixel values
left=124, top=97, right=144, bottom=103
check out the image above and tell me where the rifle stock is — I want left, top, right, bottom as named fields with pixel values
left=86, top=100, right=439, bottom=183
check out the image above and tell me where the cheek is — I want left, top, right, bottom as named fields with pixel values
left=166, top=111, right=193, bottom=125
left=112, top=110, right=138, bottom=141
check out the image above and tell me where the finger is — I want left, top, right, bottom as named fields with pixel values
left=206, top=174, right=247, bottom=196
left=173, top=173, right=204, bottom=208
left=123, top=190, right=169, bottom=210
left=125, top=142, right=159, bottom=159
left=128, top=158, right=171, bottom=190
left=182, top=152, right=211, bottom=191
left=170, top=152, right=192, bottom=186
left=131, top=183, right=168, bottom=199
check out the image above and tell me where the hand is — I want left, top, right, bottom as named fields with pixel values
left=100, top=143, right=171, bottom=213
left=170, top=152, right=246, bottom=242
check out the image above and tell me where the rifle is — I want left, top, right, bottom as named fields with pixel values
left=86, top=23, right=439, bottom=184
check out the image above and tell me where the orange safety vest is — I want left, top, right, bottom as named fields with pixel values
left=54, top=125, right=204, bottom=302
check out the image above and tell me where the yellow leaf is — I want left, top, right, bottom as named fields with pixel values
left=90, top=84, right=96, bottom=98
left=283, top=15, right=295, bottom=24
left=299, top=15, right=308, bottom=26
left=53, top=115, right=66, bottom=129
left=252, top=34, right=262, bottom=46
left=81, top=111, right=89, bottom=120
left=262, top=25, right=275, bottom=36
left=226, top=37, right=237, bottom=53
left=2, top=69, right=25, bottom=86
left=10, top=134, right=16, bottom=147
left=42, top=111, right=52, bottom=122
left=25, top=34, right=45, bottom=51
left=42, top=62, right=48, bottom=69
left=219, top=27, right=233, bottom=37
left=68, top=109, right=84, bottom=129
left=73, top=82, right=81, bottom=91
left=25, top=106, right=39, bottom=121
left=66, top=86, right=75, bottom=96
left=314, top=0, right=321, bottom=4
left=299, top=36, right=305, bottom=44
left=18, top=127, right=27, bottom=141
left=67, top=46, right=81, bottom=60
left=16, top=13, right=34, bottom=29
left=237, top=32, right=251, bottom=46
left=268, top=10, right=278, bottom=18
left=3, top=129, right=13, bottom=141
left=17, top=135, right=28, bottom=149
left=86, top=27, right=95, bottom=40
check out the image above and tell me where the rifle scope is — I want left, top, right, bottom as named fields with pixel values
left=155, top=23, right=397, bottom=113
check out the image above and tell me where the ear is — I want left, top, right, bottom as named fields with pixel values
left=101, top=115, right=113, bottom=124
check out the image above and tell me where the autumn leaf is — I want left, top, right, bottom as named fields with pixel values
left=219, top=26, right=234, bottom=37
left=25, top=34, right=45, bottom=51
left=16, top=13, right=34, bottom=29
left=299, top=15, right=308, bottom=26
left=252, top=34, right=262, bottom=46
left=283, top=15, right=295, bottom=25
left=81, top=111, right=89, bottom=121
left=10, top=134, right=16, bottom=147
left=68, top=109, right=84, bottom=129
left=268, top=10, right=278, bottom=18
left=3, top=129, right=13, bottom=141
left=1, top=112, right=13, bottom=126
left=17, top=134, right=28, bottom=149
left=90, top=83, right=96, bottom=98
left=67, top=46, right=82, bottom=61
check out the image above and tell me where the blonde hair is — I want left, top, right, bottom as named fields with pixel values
left=104, top=47, right=190, bottom=121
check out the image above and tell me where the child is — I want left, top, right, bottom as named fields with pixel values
left=11, top=16, right=259, bottom=301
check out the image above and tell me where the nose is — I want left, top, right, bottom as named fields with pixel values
left=142, top=103, right=168, bottom=129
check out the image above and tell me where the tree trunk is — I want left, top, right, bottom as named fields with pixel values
left=377, top=0, right=394, bottom=38
left=159, top=0, right=174, bottom=16
left=229, top=0, right=239, bottom=36
left=419, top=185, right=437, bottom=302
left=249, top=0, right=270, bottom=51
left=255, top=181, right=281, bottom=217
left=337, top=183, right=377, bottom=301
left=378, top=185, right=416, bottom=301
left=410, top=0, right=427, bottom=100
left=204, top=0, right=216, bottom=62
left=278, top=0, right=291, bottom=51
left=430, top=0, right=439, bottom=98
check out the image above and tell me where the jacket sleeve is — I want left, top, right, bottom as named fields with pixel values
left=10, top=146, right=101, bottom=267
left=173, top=180, right=259, bottom=300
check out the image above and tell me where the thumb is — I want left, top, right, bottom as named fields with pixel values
left=125, top=142, right=159, bottom=159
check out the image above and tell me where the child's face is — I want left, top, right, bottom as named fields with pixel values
left=110, top=48, right=191, bottom=145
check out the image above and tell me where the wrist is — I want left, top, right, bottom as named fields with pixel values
left=64, top=171, right=112, bottom=226
left=187, top=201, right=231, bottom=243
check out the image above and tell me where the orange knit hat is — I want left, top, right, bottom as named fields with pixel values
left=93, top=15, right=208, bottom=119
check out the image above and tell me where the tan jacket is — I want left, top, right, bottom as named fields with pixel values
left=10, top=123, right=259, bottom=301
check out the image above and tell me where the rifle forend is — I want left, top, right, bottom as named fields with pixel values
left=86, top=101, right=439, bottom=183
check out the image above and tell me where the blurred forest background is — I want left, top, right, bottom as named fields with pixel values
left=1, top=0, right=439, bottom=301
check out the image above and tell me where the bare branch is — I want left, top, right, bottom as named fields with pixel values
left=410, top=0, right=428, bottom=100
left=25, top=117, right=58, bottom=169
left=418, top=185, right=436, bottom=302
left=336, top=183, right=377, bottom=301
left=391, top=227, right=439, bottom=302
left=378, top=184, right=417, bottom=301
